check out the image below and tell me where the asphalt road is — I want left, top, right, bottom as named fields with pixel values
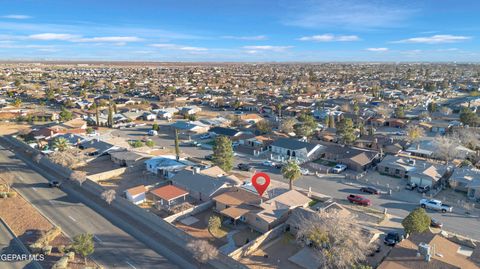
left=0, top=146, right=179, bottom=269
left=112, top=125, right=480, bottom=240
left=0, top=219, right=40, bottom=269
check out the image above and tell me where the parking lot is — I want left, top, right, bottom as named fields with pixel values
left=109, top=124, right=480, bottom=240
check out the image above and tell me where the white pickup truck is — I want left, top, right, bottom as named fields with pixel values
left=419, top=199, right=453, bottom=213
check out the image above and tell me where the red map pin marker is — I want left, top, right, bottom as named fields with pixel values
left=251, top=172, right=270, bottom=196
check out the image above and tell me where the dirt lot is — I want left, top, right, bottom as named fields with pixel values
left=174, top=210, right=229, bottom=248
left=0, top=180, right=96, bottom=268
left=0, top=122, right=30, bottom=135
left=239, top=234, right=303, bottom=269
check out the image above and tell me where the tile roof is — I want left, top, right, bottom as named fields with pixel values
left=151, top=185, right=189, bottom=201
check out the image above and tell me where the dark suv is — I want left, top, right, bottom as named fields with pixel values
left=238, top=163, right=253, bottom=171
left=417, top=185, right=431, bottom=193
left=48, top=180, right=61, bottom=188
left=383, top=232, right=403, bottom=246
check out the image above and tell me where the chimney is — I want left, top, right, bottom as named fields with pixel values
left=418, top=242, right=431, bottom=262
left=416, top=143, right=420, bottom=150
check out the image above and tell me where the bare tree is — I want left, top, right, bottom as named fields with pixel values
left=187, top=240, right=218, bottom=263
left=70, top=171, right=87, bottom=186
left=292, top=210, right=374, bottom=269
left=49, top=148, right=85, bottom=169
left=406, top=125, right=425, bottom=143
left=280, top=117, right=296, bottom=134
left=433, top=135, right=460, bottom=164
left=101, top=189, right=116, bottom=205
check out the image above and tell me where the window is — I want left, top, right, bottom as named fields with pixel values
left=385, top=167, right=389, bottom=172
left=395, top=169, right=400, bottom=174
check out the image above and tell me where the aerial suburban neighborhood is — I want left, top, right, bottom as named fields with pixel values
left=0, top=1, right=480, bottom=269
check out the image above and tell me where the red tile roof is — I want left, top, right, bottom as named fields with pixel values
left=151, top=185, right=189, bottom=201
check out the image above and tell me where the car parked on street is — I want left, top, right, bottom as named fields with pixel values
left=430, top=218, right=443, bottom=228
left=417, top=185, right=431, bottom=193
left=204, top=154, right=214, bottom=161
left=300, top=167, right=311, bottom=175
left=347, top=194, right=371, bottom=206
left=262, top=160, right=277, bottom=167
left=405, top=182, right=417, bottom=190
left=360, top=186, right=380, bottom=194
left=238, top=163, right=253, bottom=171
left=48, top=180, right=61, bottom=188
left=420, top=199, right=453, bottom=213
left=332, top=164, right=347, bottom=173
left=200, top=133, right=211, bottom=139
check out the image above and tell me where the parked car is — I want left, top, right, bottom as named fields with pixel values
left=417, top=185, right=431, bottom=193
left=360, top=186, right=380, bottom=195
left=148, top=130, right=158, bottom=136
left=200, top=133, right=211, bottom=139
left=262, top=160, right=277, bottom=167
left=383, top=232, right=403, bottom=246
left=405, top=182, right=417, bottom=190
left=204, top=154, right=214, bottom=161
left=430, top=218, right=443, bottom=228
left=347, top=194, right=371, bottom=206
left=48, top=180, right=61, bottom=188
left=238, top=163, right=253, bottom=171
left=420, top=199, right=453, bottom=213
left=300, top=168, right=311, bottom=175
left=332, top=164, right=347, bottom=173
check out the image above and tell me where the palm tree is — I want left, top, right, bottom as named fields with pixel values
left=281, top=160, right=302, bottom=190
left=53, top=137, right=69, bottom=152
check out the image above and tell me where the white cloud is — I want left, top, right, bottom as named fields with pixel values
left=2, top=14, right=31, bottom=19
left=28, top=33, right=79, bottom=41
left=76, top=36, right=143, bottom=42
left=299, top=34, right=359, bottom=42
left=26, top=33, right=143, bottom=43
left=242, top=45, right=293, bottom=52
left=393, top=35, right=471, bottom=44
left=366, top=47, right=388, bottom=52
left=150, top=43, right=208, bottom=51
left=283, top=0, right=417, bottom=29
left=221, top=35, right=267, bottom=41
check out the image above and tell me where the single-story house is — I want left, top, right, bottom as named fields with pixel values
left=209, top=126, right=242, bottom=138
left=169, top=121, right=209, bottom=137
left=78, top=139, right=119, bottom=156
left=110, top=150, right=146, bottom=167
left=124, top=185, right=147, bottom=205
left=378, top=232, right=479, bottom=269
left=144, top=156, right=186, bottom=177
left=321, top=145, right=380, bottom=172
left=246, top=189, right=312, bottom=233
left=170, top=167, right=233, bottom=201
left=150, top=185, right=189, bottom=209
left=155, top=107, right=179, bottom=120
left=179, top=105, right=201, bottom=115
left=449, top=167, right=480, bottom=199
left=377, top=155, right=447, bottom=188
left=270, top=138, right=325, bottom=164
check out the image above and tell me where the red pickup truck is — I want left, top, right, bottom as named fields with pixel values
left=347, top=194, right=371, bottom=206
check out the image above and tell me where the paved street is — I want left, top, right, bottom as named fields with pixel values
left=0, top=145, right=182, bottom=269
left=112, top=125, right=480, bottom=240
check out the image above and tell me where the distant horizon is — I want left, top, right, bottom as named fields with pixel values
left=0, top=0, right=479, bottom=62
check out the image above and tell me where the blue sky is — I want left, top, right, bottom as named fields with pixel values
left=0, top=0, right=479, bottom=62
